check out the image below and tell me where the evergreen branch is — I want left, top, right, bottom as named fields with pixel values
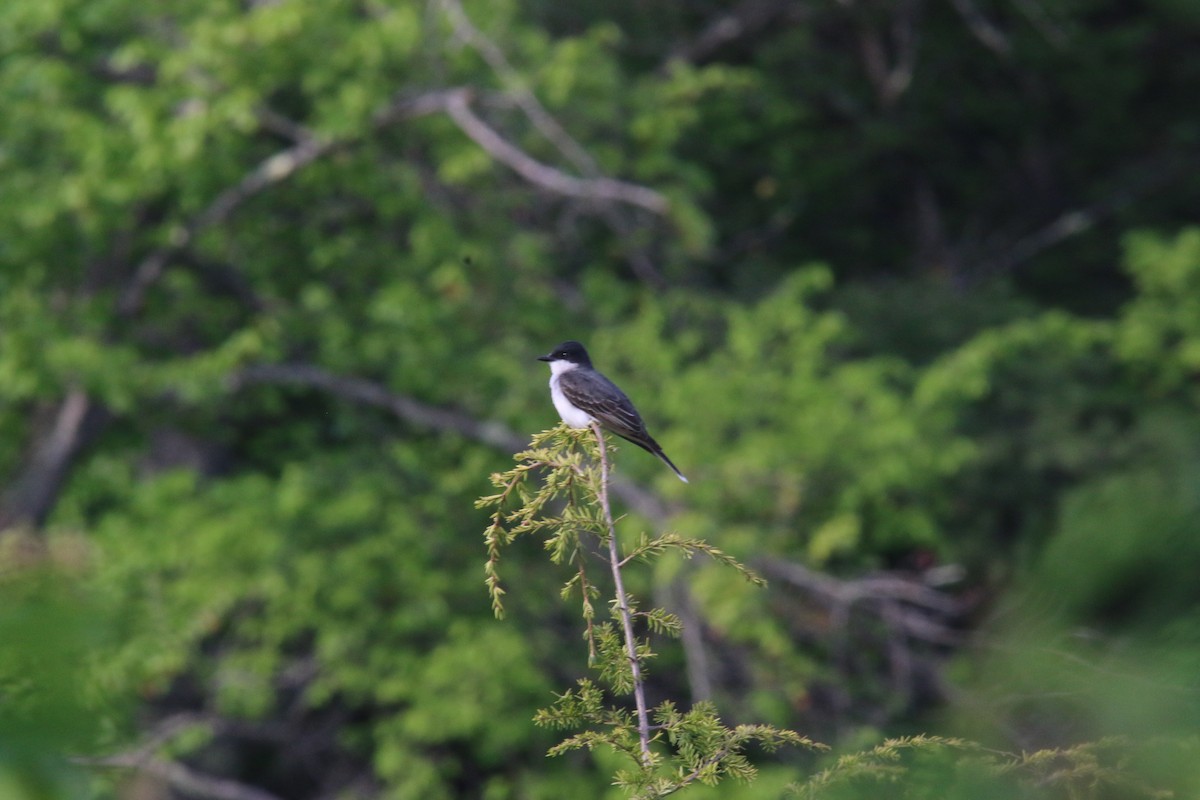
left=620, top=532, right=766, bottom=586
left=640, top=607, right=683, bottom=638
left=480, top=468, right=524, bottom=618
left=791, top=735, right=1009, bottom=799
left=790, top=735, right=1176, bottom=799
left=481, top=423, right=816, bottom=795
left=644, top=706, right=824, bottom=798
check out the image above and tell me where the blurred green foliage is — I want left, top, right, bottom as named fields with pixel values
left=0, top=0, right=1198, bottom=796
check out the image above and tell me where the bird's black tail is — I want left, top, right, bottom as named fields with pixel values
left=613, top=431, right=689, bottom=483
left=654, top=448, right=689, bottom=483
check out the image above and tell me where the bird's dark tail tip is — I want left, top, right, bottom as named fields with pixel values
left=659, top=451, right=689, bottom=483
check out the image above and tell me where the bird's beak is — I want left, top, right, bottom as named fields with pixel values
left=537, top=354, right=552, bottom=362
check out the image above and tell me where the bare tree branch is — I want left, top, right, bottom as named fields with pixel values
left=971, top=152, right=1200, bottom=281
left=232, top=362, right=522, bottom=450
left=950, top=0, right=1012, bottom=56
left=117, top=90, right=458, bottom=316
left=442, top=89, right=669, bottom=215
left=757, top=557, right=964, bottom=616
left=0, top=387, right=107, bottom=531
left=437, top=0, right=598, bottom=176
left=438, top=0, right=669, bottom=285
left=1010, top=0, right=1071, bottom=48
left=669, top=0, right=805, bottom=64
left=119, top=81, right=666, bottom=317
left=229, top=363, right=670, bottom=522
left=857, top=1, right=920, bottom=109
left=755, top=556, right=966, bottom=646
left=118, top=135, right=334, bottom=316
left=86, top=754, right=284, bottom=800
left=752, top=555, right=968, bottom=728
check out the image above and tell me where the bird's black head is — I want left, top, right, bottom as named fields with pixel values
left=537, top=340, right=592, bottom=367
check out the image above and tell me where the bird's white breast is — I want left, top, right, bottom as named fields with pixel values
left=549, top=368, right=594, bottom=428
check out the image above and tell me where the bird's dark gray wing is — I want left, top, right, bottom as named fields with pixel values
left=559, top=367, right=690, bottom=483
left=557, top=369, right=649, bottom=443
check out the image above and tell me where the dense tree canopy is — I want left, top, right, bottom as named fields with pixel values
left=1, top=0, right=1198, bottom=797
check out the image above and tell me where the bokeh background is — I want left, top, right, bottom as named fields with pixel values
left=2, top=0, right=1199, bottom=797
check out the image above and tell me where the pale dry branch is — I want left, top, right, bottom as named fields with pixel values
left=592, top=421, right=654, bottom=766
left=950, top=0, right=1012, bottom=55
left=84, top=753, right=283, bottom=800
left=857, top=1, right=920, bottom=108
left=437, top=0, right=598, bottom=175
left=0, top=387, right=108, bottom=531
left=670, top=0, right=806, bottom=64
left=756, top=556, right=968, bottom=726
left=230, top=362, right=670, bottom=522
left=438, top=0, right=670, bottom=284
left=441, top=89, right=669, bottom=215
left=755, top=556, right=966, bottom=646
left=972, top=152, right=1200, bottom=281
left=1011, top=0, right=1072, bottom=47
left=233, top=362, right=522, bottom=450
left=118, top=90, right=458, bottom=316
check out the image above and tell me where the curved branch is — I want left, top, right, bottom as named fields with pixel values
left=436, top=0, right=670, bottom=286
left=442, top=89, right=669, bottom=215
left=229, top=363, right=670, bottom=522
left=118, top=90, right=458, bottom=316
left=754, top=556, right=967, bottom=646
left=232, top=363, right=522, bottom=451
left=437, top=0, right=598, bottom=176
left=86, top=754, right=284, bottom=800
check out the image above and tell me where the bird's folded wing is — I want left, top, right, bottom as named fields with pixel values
left=557, top=370, right=646, bottom=438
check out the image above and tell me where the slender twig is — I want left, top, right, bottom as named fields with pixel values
left=591, top=421, right=653, bottom=766
left=669, top=0, right=802, bottom=65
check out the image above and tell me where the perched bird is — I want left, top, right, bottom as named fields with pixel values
left=537, top=340, right=688, bottom=483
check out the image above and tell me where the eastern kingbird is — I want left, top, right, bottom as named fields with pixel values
left=538, top=341, right=688, bottom=483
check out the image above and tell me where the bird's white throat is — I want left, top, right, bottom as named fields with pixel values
left=548, top=364, right=594, bottom=428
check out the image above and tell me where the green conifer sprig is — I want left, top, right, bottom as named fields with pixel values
left=481, top=424, right=818, bottom=797
left=789, top=734, right=1177, bottom=799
